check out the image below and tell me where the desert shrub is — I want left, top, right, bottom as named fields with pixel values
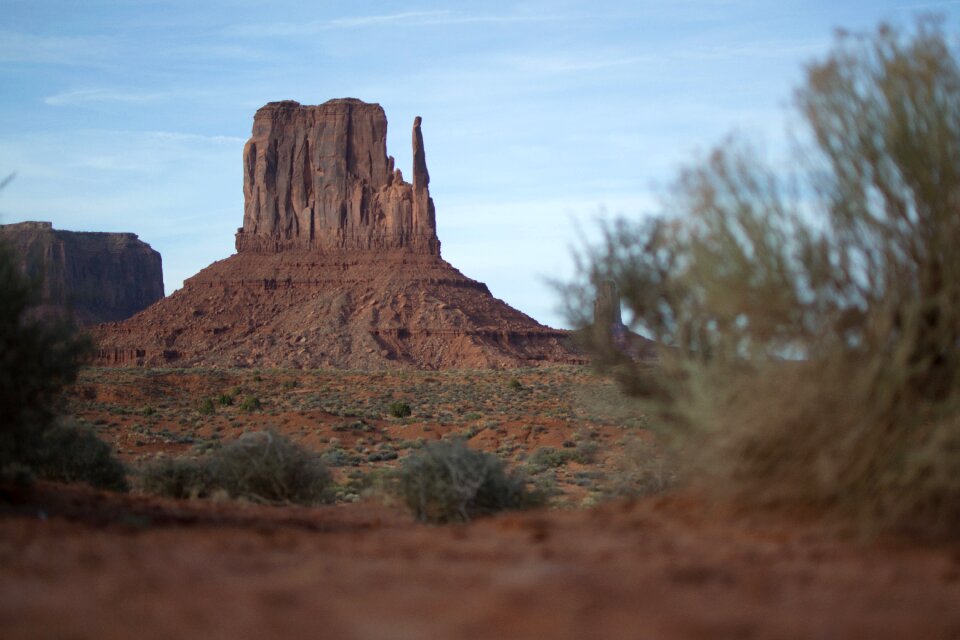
left=388, top=401, right=412, bottom=418
left=0, top=241, right=91, bottom=471
left=508, top=379, right=523, bottom=391
left=321, top=447, right=362, bottom=467
left=601, top=437, right=677, bottom=499
left=198, top=398, right=215, bottom=415
left=397, top=439, right=537, bottom=523
left=140, top=457, right=212, bottom=499
left=527, top=440, right=598, bottom=474
left=526, top=447, right=574, bottom=471
left=0, top=239, right=125, bottom=491
left=564, top=20, right=960, bottom=536
left=209, top=430, right=331, bottom=504
left=240, top=396, right=261, bottom=412
left=34, top=422, right=128, bottom=492
left=218, top=393, right=234, bottom=406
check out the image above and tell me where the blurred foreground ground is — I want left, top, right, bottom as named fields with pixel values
left=2, top=482, right=960, bottom=639
left=3, top=366, right=960, bottom=639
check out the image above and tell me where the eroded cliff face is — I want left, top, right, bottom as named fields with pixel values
left=236, top=99, right=438, bottom=255
left=0, top=221, right=164, bottom=324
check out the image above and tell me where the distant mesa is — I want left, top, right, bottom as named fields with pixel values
left=96, top=98, right=584, bottom=370
left=0, top=221, right=163, bottom=325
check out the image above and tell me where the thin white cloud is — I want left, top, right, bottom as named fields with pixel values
left=506, top=38, right=825, bottom=75
left=508, top=54, right=658, bottom=73
left=44, top=89, right=170, bottom=107
left=226, top=9, right=565, bottom=37
left=329, top=10, right=452, bottom=28
left=0, top=30, right=112, bottom=65
left=145, top=131, right=245, bottom=144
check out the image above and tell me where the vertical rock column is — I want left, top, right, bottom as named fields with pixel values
left=412, top=116, right=437, bottom=239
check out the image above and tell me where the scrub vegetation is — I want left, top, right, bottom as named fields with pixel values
left=565, top=20, right=960, bottom=536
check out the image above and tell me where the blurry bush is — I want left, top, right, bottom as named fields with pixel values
left=140, top=457, right=212, bottom=499
left=388, top=400, right=412, bottom=418
left=563, top=20, right=960, bottom=536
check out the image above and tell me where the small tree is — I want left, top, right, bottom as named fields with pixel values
left=565, top=19, right=960, bottom=535
left=0, top=241, right=92, bottom=470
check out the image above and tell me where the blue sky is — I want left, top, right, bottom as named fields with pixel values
left=1, top=0, right=957, bottom=328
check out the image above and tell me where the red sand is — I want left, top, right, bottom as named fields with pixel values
left=3, top=483, right=959, bottom=640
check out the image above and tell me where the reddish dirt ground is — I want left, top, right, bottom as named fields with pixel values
left=4, top=366, right=960, bottom=639
left=65, top=367, right=650, bottom=506
left=3, top=483, right=960, bottom=640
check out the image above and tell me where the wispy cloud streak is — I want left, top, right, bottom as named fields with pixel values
left=226, top=9, right=566, bottom=37
left=0, top=30, right=112, bottom=65
left=505, top=38, right=827, bottom=74
left=44, top=89, right=170, bottom=106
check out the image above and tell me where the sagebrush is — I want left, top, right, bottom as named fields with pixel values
left=565, top=19, right=960, bottom=536
left=397, top=439, right=538, bottom=523
left=141, top=430, right=331, bottom=505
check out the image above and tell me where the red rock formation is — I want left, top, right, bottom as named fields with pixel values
left=236, top=99, right=438, bottom=255
left=0, top=221, right=163, bottom=325
left=95, top=99, right=583, bottom=369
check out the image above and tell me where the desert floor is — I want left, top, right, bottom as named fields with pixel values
left=2, top=366, right=960, bottom=639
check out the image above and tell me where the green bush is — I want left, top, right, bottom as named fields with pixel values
left=198, top=398, right=215, bottom=415
left=35, top=422, right=128, bottom=492
left=0, top=239, right=126, bottom=491
left=209, top=430, right=331, bottom=504
left=140, top=431, right=332, bottom=505
left=388, top=401, right=412, bottom=418
left=140, top=457, right=212, bottom=499
left=565, top=20, right=960, bottom=536
left=240, top=396, right=261, bottom=412
left=218, top=393, right=234, bottom=406
left=526, top=447, right=574, bottom=471
left=397, top=439, right=538, bottom=523
left=0, top=241, right=91, bottom=471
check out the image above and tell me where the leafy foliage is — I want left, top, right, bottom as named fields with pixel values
left=140, top=457, right=213, bottom=499
left=0, top=239, right=126, bottom=490
left=388, top=401, right=412, bottom=418
left=0, top=241, right=92, bottom=468
left=565, top=20, right=960, bottom=535
left=36, top=422, right=129, bottom=492
left=141, top=430, right=332, bottom=505
left=209, top=430, right=331, bottom=504
left=397, top=439, right=537, bottom=523
left=240, top=396, right=261, bottom=412
left=198, top=398, right=216, bottom=415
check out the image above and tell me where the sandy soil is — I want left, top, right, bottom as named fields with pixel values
left=3, top=482, right=960, bottom=640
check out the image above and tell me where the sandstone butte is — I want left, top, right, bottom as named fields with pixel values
left=95, top=98, right=585, bottom=370
left=0, top=221, right=163, bottom=325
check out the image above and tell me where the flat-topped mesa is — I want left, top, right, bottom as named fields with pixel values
left=236, top=98, right=440, bottom=255
left=0, top=221, right=163, bottom=325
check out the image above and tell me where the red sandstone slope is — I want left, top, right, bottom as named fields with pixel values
left=96, top=99, right=583, bottom=369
